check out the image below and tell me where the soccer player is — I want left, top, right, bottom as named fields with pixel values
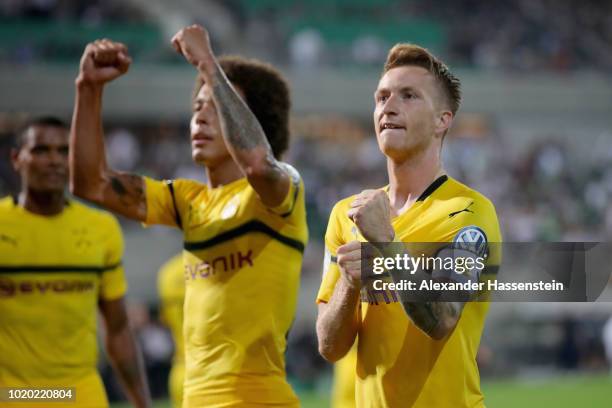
left=69, top=25, right=307, bottom=407
left=0, top=117, right=150, bottom=407
left=157, top=254, right=185, bottom=408
left=316, top=44, right=502, bottom=407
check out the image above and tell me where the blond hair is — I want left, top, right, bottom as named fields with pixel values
left=384, top=44, right=461, bottom=115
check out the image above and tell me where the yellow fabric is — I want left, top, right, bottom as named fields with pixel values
left=317, top=177, right=502, bottom=408
left=158, top=254, right=186, bottom=408
left=168, top=362, right=185, bottom=408
left=144, top=165, right=307, bottom=408
left=0, top=196, right=127, bottom=408
left=332, top=343, right=357, bottom=408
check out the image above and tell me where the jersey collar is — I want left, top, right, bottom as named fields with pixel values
left=416, top=175, right=448, bottom=202
left=383, top=175, right=449, bottom=202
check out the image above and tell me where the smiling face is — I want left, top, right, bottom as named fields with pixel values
left=373, top=65, right=450, bottom=161
left=11, top=124, right=69, bottom=194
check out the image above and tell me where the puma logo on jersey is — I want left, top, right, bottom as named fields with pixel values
left=448, top=202, right=474, bottom=218
left=0, top=234, right=17, bottom=247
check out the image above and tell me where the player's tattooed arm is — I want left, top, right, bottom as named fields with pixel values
left=382, top=242, right=467, bottom=339
left=401, top=301, right=465, bottom=340
left=171, top=24, right=291, bottom=207
left=70, top=40, right=147, bottom=222
left=209, top=69, right=290, bottom=204
left=347, top=190, right=466, bottom=340
left=103, top=171, right=147, bottom=219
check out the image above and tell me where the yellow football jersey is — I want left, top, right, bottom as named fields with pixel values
left=0, top=196, right=127, bottom=408
left=331, top=343, right=357, bottom=408
left=317, top=176, right=502, bottom=408
left=158, top=254, right=186, bottom=408
left=145, top=164, right=308, bottom=408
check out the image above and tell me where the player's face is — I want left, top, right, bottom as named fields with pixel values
left=373, top=66, right=443, bottom=160
left=12, top=125, right=69, bottom=194
left=190, top=82, right=247, bottom=167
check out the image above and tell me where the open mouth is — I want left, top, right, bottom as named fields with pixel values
left=381, top=123, right=405, bottom=130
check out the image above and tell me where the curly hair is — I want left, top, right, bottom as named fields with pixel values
left=193, top=56, right=291, bottom=159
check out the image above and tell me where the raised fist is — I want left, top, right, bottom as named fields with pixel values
left=347, top=189, right=395, bottom=243
left=336, top=241, right=363, bottom=289
left=77, top=39, right=131, bottom=86
left=171, top=24, right=215, bottom=72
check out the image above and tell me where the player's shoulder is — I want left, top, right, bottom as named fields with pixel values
left=145, top=176, right=207, bottom=200
left=331, top=185, right=388, bottom=213
left=443, top=177, right=502, bottom=241
left=68, top=198, right=121, bottom=228
left=0, top=196, right=17, bottom=223
left=329, top=194, right=359, bottom=218
left=444, top=177, right=497, bottom=213
left=159, top=254, right=183, bottom=275
left=169, top=178, right=208, bottom=198
left=0, top=196, right=15, bottom=211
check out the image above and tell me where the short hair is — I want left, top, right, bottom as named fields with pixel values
left=383, top=44, right=461, bottom=115
left=192, top=56, right=291, bottom=159
left=14, top=116, right=68, bottom=149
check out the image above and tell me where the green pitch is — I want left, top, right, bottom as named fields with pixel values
left=111, top=374, right=611, bottom=407
left=482, top=374, right=611, bottom=408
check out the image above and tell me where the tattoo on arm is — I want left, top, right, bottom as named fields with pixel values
left=109, top=174, right=144, bottom=206
left=383, top=244, right=468, bottom=339
left=402, top=301, right=462, bottom=337
left=211, top=69, right=271, bottom=153
left=110, top=177, right=127, bottom=196
left=208, top=67, right=289, bottom=206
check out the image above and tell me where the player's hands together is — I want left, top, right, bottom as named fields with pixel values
left=347, top=189, right=395, bottom=243
left=171, top=24, right=216, bottom=74
left=337, top=240, right=363, bottom=289
left=77, top=39, right=131, bottom=87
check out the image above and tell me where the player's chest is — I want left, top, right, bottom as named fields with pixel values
left=341, top=211, right=454, bottom=243
left=183, top=191, right=269, bottom=241
left=0, top=220, right=105, bottom=265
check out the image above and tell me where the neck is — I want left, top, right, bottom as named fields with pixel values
left=205, top=159, right=244, bottom=188
left=18, top=189, right=65, bottom=216
left=387, top=143, right=444, bottom=213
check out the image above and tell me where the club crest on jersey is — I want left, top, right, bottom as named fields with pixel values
left=221, top=194, right=240, bottom=220
left=453, top=226, right=488, bottom=258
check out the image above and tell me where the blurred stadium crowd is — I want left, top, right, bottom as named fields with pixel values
left=3, top=117, right=612, bottom=242
left=2, top=0, right=612, bottom=70
left=2, top=0, right=612, bottom=405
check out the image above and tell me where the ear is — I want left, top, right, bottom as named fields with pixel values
left=435, top=110, right=453, bottom=137
left=10, top=148, right=21, bottom=172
